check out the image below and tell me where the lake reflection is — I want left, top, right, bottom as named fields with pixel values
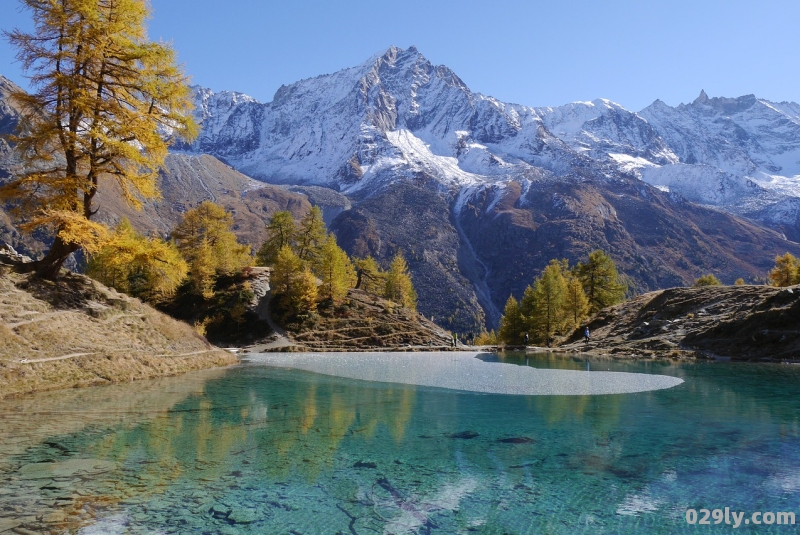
left=0, top=353, right=799, bottom=534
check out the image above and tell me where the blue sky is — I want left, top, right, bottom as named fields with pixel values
left=2, top=0, right=799, bottom=111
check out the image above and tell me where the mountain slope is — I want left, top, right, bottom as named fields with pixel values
left=94, top=153, right=311, bottom=249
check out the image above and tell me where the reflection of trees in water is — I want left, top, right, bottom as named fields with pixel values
left=258, top=379, right=417, bottom=481
left=82, top=371, right=418, bottom=486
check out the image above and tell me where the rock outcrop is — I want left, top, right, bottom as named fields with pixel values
left=561, top=284, right=800, bottom=361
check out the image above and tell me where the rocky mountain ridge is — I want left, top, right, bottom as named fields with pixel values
left=185, top=47, right=800, bottom=241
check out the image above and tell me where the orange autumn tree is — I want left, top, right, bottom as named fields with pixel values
left=1, top=0, right=196, bottom=279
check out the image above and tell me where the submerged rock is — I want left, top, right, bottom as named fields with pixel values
left=227, top=507, right=259, bottom=524
left=498, top=437, right=536, bottom=444
left=447, top=431, right=480, bottom=439
left=18, top=459, right=116, bottom=480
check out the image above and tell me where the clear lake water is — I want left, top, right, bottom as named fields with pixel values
left=0, top=351, right=798, bottom=534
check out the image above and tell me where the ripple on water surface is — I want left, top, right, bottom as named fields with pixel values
left=245, top=351, right=684, bottom=395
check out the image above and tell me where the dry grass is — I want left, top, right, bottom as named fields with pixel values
left=0, top=271, right=238, bottom=398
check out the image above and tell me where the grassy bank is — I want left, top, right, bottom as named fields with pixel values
left=0, top=269, right=237, bottom=398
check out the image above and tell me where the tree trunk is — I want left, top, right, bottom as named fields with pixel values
left=24, top=235, right=80, bottom=280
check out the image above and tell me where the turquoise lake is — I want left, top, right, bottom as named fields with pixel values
left=1, top=351, right=799, bottom=534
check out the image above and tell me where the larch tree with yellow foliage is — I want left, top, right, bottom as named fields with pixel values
left=2, top=0, right=196, bottom=279
left=384, top=253, right=417, bottom=310
left=354, top=255, right=386, bottom=294
left=768, top=253, right=800, bottom=287
left=255, top=210, right=297, bottom=267
left=317, top=234, right=356, bottom=305
left=271, top=245, right=318, bottom=316
left=527, top=260, right=569, bottom=344
left=171, top=201, right=251, bottom=298
left=86, top=218, right=187, bottom=302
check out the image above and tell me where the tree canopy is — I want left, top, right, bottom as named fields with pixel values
left=255, top=210, right=296, bottom=267
left=768, top=253, right=800, bottom=287
left=171, top=201, right=251, bottom=298
left=498, top=252, right=609, bottom=346
left=86, top=218, right=186, bottom=302
left=295, top=206, right=326, bottom=265
left=2, top=0, right=196, bottom=279
left=318, top=234, right=356, bottom=304
left=575, top=250, right=626, bottom=313
left=384, top=253, right=417, bottom=310
left=693, top=274, right=722, bottom=287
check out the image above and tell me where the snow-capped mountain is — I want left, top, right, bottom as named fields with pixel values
left=187, top=47, right=800, bottom=238
left=188, top=46, right=595, bottom=194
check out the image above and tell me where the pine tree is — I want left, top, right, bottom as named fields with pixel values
left=768, top=253, right=800, bottom=287
left=296, top=206, right=326, bottom=266
left=255, top=211, right=297, bottom=267
left=1, top=0, right=196, bottom=279
left=498, top=295, right=525, bottom=345
left=575, top=250, right=626, bottom=313
left=384, top=253, right=417, bottom=310
left=171, top=201, right=251, bottom=296
left=354, top=256, right=386, bottom=294
left=318, top=234, right=356, bottom=304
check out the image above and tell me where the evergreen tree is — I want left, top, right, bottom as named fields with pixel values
left=693, top=274, right=721, bottom=287
left=255, top=211, right=297, bottom=267
left=528, top=260, right=568, bottom=344
left=354, top=256, right=386, bottom=294
left=171, top=201, right=251, bottom=296
left=384, top=253, right=417, bottom=310
left=296, top=206, right=326, bottom=266
left=87, top=219, right=187, bottom=302
left=768, top=253, right=800, bottom=287
left=575, top=250, right=626, bottom=313
left=318, top=234, right=356, bottom=304
left=498, top=295, right=525, bottom=345
left=1, top=0, right=196, bottom=279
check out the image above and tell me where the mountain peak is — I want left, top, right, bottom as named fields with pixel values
left=688, top=91, right=758, bottom=115
left=376, top=45, right=427, bottom=67
left=694, top=89, right=710, bottom=105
